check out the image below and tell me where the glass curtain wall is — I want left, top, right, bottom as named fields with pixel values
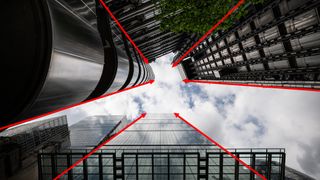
left=38, top=114, right=285, bottom=180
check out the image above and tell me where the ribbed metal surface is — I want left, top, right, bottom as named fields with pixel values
left=24, top=0, right=105, bottom=119
left=1, top=0, right=154, bottom=126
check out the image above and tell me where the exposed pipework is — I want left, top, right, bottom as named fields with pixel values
left=1, top=0, right=154, bottom=127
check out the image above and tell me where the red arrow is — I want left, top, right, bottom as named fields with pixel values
left=0, top=80, right=154, bottom=131
left=99, top=0, right=149, bottom=64
left=183, top=79, right=191, bottom=83
left=183, top=79, right=320, bottom=92
left=174, top=112, right=267, bottom=180
left=172, top=0, right=245, bottom=67
left=54, top=112, right=147, bottom=180
left=149, top=79, right=155, bottom=84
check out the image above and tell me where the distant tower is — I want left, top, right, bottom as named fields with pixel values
left=285, top=166, right=316, bottom=180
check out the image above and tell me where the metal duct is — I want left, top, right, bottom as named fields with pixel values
left=1, top=0, right=155, bottom=127
left=2, top=0, right=104, bottom=126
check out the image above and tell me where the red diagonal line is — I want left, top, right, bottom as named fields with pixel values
left=183, top=79, right=320, bottom=92
left=53, top=112, right=147, bottom=180
left=99, top=0, right=149, bottom=64
left=172, top=0, right=245, bottom=67
left=173, top=112, right=267, bottom=180
left=0, top=80, right=154, bottom=131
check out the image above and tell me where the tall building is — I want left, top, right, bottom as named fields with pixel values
left=2, top=0, right=154, bottom=126
left=0, top=116, right=70, bottom=179
left=107, top=0, right=195, bottom=62
left=255, top=160, right=316, bottom=180
left=67, top=115, right=127, bottom=149
left=285, top=166, right=316, bottom=180
left=176, top=0, right=320, bottom=90
left=38, top=114, right=287, bottom=180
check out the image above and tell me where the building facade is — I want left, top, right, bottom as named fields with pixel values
left=107, top=0, right=195, bottom=62
left=38, top=114, right=287, bottom=180
left=255, top=160, right=316, bottom=180
left=0, top=116, right=70, bottom=179
left=175, top=0, right=320, bottom=90
left=2, top=0, right=154, bottom=126
left=67, top=115, right=127, bottom=149
left=284, top=166, right=316, bottom=180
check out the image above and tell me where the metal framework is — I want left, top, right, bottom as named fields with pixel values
left=106, top=0, right=194, bottom=62
left=38, top=148, right=285, bottom=180
left=177, top=0, right=320, bottom=89
left=0, top=116, right=69, bottom=159
left=37, top=114, right=287, bottom=180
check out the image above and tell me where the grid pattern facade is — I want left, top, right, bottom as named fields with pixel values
left=176, top=0, right=320, bottom=89
left=68, top=116, right=125, bottom=148
left=38, top=114, right=286, bottom=179
left=0, top=116, right=69, bottom=159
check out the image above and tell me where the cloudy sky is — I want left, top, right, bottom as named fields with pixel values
left=45, top=53, right=320, bottom=179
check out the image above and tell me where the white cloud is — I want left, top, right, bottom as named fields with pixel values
left=41, top=53, right=320, bottom=179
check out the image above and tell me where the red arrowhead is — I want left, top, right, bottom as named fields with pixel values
left=141, top=113, right=147, bottom=118
left=173, top=113, right=179, bottom=118
left=149, top=79, right=155, bottom=84
left=183, top=79, right=190, bottom=83
left=143, top=58, right=149, bottom=64
left=172, top=63, right=177, bottom=68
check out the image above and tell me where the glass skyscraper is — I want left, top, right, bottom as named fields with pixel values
left=68, top=115, right=127, bottom=148
left=38, top=114, right=286, bottom=180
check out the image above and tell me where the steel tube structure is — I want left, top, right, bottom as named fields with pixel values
left=1, top=0, right=154, bottom=126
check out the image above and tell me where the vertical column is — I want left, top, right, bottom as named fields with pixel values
left=67, top=154, right=73, bottom=180
left=234, top=31, right=251, bottom=72
left=267, top=153, right=272, bottom=179
left=183, top=154, right=186, bottom=180
left=249, top=21, right=270, bottom=70
left=250, top=154, right=256, bottom=180
left=206, top=39, right=219, bottom=74
left=205, top=155, right=209, bottom=179
left=235, top=154, right=239, bottom=180
left=190, top=56, right=203, bottom=80
left=220, top=31, right=235, bottom=64
left=51, top=154, right=56, bottom=179
left=168, top=154, right=170, bottom=180
left=83, top=156, right=88, bottom=180
left=219, top=154, right=224, bottom=180
left=99, top=154, right=103, bottom=180
left=113, top=155, right=116, bottom=180
left=272, top=5, right=297, bottom=68
left=197, top=153, right=200, bottom=180
left=280, top=153, right=286, bottom=179
left=152, top=154, right=154, bottom=180
left=215, top=42, right=225, bottom=66
left=207, top=38, right=218, bottom=68
left=38, top=154, right=43, bottom=180
left=136, top=154, right=139, bottom=180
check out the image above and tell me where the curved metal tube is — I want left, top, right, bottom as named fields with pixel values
left=1, top=0, right=155, bottom=126
left=1, top=0, right=104, bottom=125
left=105, top=46, right=130, bottom=94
